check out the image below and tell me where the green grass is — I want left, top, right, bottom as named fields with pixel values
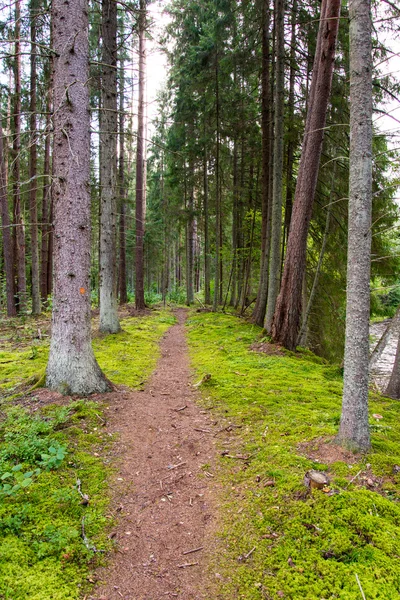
left=0, top=309, right=176, bottom=599
left=186, top=312, right=400, bottom=600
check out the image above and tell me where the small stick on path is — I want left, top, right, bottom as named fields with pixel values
left=178, top=562, right=199, bottom=568
left=182, top=546, right=204, bottom=556
left=172, top=405, right=187, bottom=412
left=355, top=573, right=366, bottom=600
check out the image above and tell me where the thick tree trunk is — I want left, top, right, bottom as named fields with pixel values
left=272, top=0, right=341, bottom=349
left=264, top=0, right=285, bottom=333
left=0, top=122, right=16, bottom=316
left=135, top=0, right=146, bottom=310
left=29, top=0, right=41, bottom=315
left=13, top=0, right=27, bottom=312
left=337, top=0, right=372, bottom=451
left=46, top=0, right=110, bottom=394
left=99, top=0, right=120, bottom=332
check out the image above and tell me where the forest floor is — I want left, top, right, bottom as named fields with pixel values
left=93, top=309, right=218, bottom=600
left=1, top=308, right=400, bottom=599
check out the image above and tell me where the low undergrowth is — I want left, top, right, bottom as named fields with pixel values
left=186, top=313, right=400, bottom=600
left=0, top=309, right=175, bottom=599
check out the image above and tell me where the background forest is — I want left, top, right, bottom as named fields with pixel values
left=0, top=0, right=399, bottom=362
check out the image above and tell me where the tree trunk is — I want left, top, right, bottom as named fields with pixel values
left=13, top=0, right=27, bottom=312
left=135, top=0, right=146, bottom=310
left=271, top=0, right=341, bottom=349
left=203, top=147, right=211, bottom=305
left=46, top=0, right=110, bottom=394
left=29, top=0, right=41, bottom=315
left=118, top=58, right=128, bottom=305
left=264, top=0, right=285, bottom=333
left=40, top=51, right=53, bottom=302
left=212, top=52, right=220, bottom=312
left=186, top=139, right=195, bottom=305
left=0, top=122, right=16, bottom=316
left=253, top=0, right=271, bottom=326
left=99, top=0, right=121, bottom=332
left=337, top=0, right=372, bottom=451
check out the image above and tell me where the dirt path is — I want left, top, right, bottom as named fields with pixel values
left=93, top=309, right=217, bottom=600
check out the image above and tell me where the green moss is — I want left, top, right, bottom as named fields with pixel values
left=186, top=313, right=400, bottom=600
left=0, top=309, right=175, bottom=395
left=0, top=309, right=176, bottom=598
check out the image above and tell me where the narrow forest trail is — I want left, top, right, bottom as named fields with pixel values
left=93, top=309, right=217, bottom=600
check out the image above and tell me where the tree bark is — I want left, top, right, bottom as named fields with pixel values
left=135, top=0, right=146, bottom=310
left=212, top=52, right=221, bottom=312
left=99, top=0, right=121, bottom=332
left=13, top=0, right=27, bottom=312
left=118, top=55, right=127, bottom=305
left=337, top=0, right=372, bottom=451
left=46, top=0, right=110, bottom=394
left=271, top=0, right=341, bottom=349
left=40, top=52, right=53, bottom=302
left=264, top=0, right=285, bottom=333
left=0, top=122, right=16, bottom=316
left=203, top=146, right=211, bottom=305
left=29, top=0, right=41, bottom=315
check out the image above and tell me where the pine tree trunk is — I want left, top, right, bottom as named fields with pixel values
left=99, top=0, right=120, bottom=333
left=29, top=0, right=41, bottom=315
left=213, top=53, right=220, bottom=312
left=203, top=147, right=211, bottom=305
left=46, top=0, right=110, bottom=394
left=0, top=122, right=16, bottom=316
left=253, top=0, right=271, bottom=325
left=40, top=55, right=53, bottom=302
left=337, top=0, right=372, bottom=451
left=264, top=0, right=285, bottom=333
left=118, top=58, right=127, bottom=305
left=135, top=0, right=146, bottom=310
left=272, top=0, right=341, bottom=349
left=13, top=0, right=27, bottom=312
left=186, top=140, right=195, bottom=305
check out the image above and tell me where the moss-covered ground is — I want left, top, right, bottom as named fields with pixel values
left=186, top=312, right=400, bottom=600
left=0, top=309, right=175, bottom=599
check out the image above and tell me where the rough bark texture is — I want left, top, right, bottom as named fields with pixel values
left=46, top=0, right=110, bottom=395
left=99, top=0, right=120, bottom=333
left=118, top=61, right=127, bottom=305
left=264, top=0, right=285, bottom=333
left=13, top=0, right=27, bottom=312
left=337, top=0, right=372, bottom=451
left=135, top=0, right=146, bottom=310
left=186, top=148, right=195, bottom=305
left=29, top=0, right=41, bottom=315
left=271, top=0, right=341, bottom=349
left=40, top=59, right=53, bottom=302
left=212, top=54, right=220, bottom=312
left=253, top=0, right=271, bottom=326
left=203, top=148, right=211, bottom=305
left=0, top=122, right=16, bottom=316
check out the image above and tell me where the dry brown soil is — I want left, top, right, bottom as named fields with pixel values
left=92, top=309, right=218, bottom=600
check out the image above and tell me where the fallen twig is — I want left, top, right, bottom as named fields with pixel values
left=355, top=573, right=366, bottom=600
left=183, top=546, right=204, bottom=556
left=172, top=405, right=187, bottom=412
left=345, top=470, right=363, bottom=489
left=194, top=428, right=211, bottom=433
left=81, top=516, right=103, bottom=552
left=178, top=562, right=199, bottom=568
left=167, top=461, right=187, bottom=470
left=76, top=478, right=90, bottom=505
